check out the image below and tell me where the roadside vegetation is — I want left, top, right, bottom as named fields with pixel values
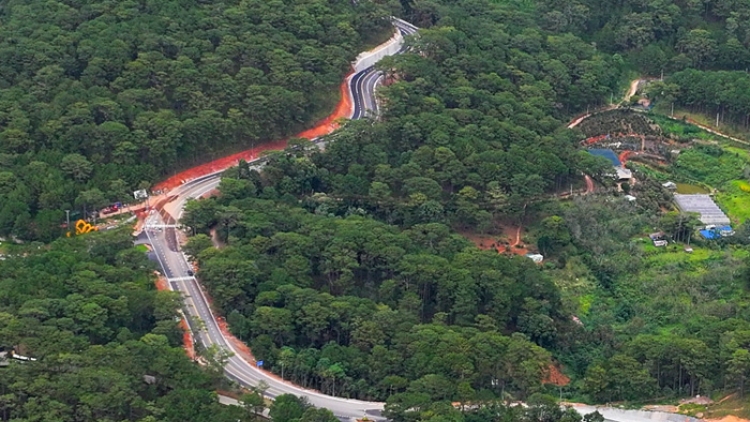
left=0, top=0, right=391, bottom=241
left=0, top=229, right=256, bottom=421
left=9, top=0, right=750, bottom=421
left=175, top=0, right=750, bottom=420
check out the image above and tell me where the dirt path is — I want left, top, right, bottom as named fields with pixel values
left=584, top=175, right=595, bottom=193
left=624, top=79, right=640, bottom=103
left=460, top=225, right=529, bottom=256
left=671, top=115, right=750, bottom=146
left=209, top=228, right=226, bottom=249
left=511, top=226, right=522, bottom=246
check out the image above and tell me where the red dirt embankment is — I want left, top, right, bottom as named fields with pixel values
left=154, top=72, right=354, bottom=192
left=461, top=225, right=529, bottom=256
left=544, top=363, right=570, bottom=387
left=619, top=150, right=633, bottom=166
left=154, top=273, right=196, bottom=361
left=146, top=70, right=356, bottom=380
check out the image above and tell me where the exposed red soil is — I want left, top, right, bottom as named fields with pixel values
left=154, top=272, right=196, bottom=360
left=179, top=318, right=196, bottom=361
left=153, top=71, right=354, bottom=192
left=141, top=69, right=356, bottom=366
left=154, top=272, right=169, bottom=291
left=216, top=389, right=242, bottom=400
left=460, top=225, right=529, bottom=256
left=619, top=150, right=633, bottom=165
left=544, top=363, right=570, bottom=387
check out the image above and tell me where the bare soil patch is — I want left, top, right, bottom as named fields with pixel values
left=460, top=225, right=530, bottom=256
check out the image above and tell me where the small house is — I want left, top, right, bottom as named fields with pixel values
left=615, top=167, right=632, bottom=181
left=662, top=181, right=677, bottom=190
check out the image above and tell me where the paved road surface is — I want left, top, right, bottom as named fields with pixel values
left=140, top=18, right=418, bottom=422
left=139, top=20, right=694, bottom=422
left=350, top=20, right=418, bottom=120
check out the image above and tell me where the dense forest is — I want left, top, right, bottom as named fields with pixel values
left=247, top=0, right=624, bottom=230
left=188, top=145, right=750, bottom=413
left=175, top=0, right=750, bottom=417
left=646, top=70, right=750, bottom=128
left=185, top=186, right=565, bottom=401
left=536, top=0, right=750, bottom=73
left=0, top=229, right=261, bottom=421
left=7, top=0, right=750, bottom=419
left=0, top=0, right=391, bottom=241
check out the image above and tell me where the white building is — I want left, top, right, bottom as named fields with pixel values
left=615, top=167, right=632, bottom=180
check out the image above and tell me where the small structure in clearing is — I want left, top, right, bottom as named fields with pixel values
left=700, top=225, right=735, bottom=239
left=525, top=253, right=544, bottom=263
left=587, top=148, right=632, bottom=181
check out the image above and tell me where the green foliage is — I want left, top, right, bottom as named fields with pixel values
left=386, top=398, right=605, bottom=422
left=666, top=70, right=750, bottom=128
left=0, top=0, right=391, bottom=240
left=255, top=0, right=625, bottom=230
left=0, top=229, right=252, bottom=421
left=538, top=0, right=750, bottom=73
left=717, top=180, right=750, bottom=222
left=270, top=394, right=310, bottom=422
left=191, top=192, right=566, bottom=401
left=672, top=146, right=747, bottom=187
left=554, top=191, right=750, bottom=402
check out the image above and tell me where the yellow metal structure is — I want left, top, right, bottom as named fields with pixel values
left=74, top=219, right=98, bottom=235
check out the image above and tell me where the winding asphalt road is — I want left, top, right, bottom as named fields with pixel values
left=350, top=19, right=418, bottom=120
left=139, top=18, right=695, bottom=422
left=141, top=18, right=418, bottom=422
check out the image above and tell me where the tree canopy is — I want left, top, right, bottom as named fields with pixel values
left=0, top=0, right=391, bottom=240
left=0, top=228, right=255, bottom=422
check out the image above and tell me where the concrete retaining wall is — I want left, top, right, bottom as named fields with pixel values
left=352, top=29, right=403, bottom=72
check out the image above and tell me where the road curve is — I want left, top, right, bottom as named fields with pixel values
left=351, top=20, right=418, bottom=120
left=142, top=18, right=418, bottom=422
left=140, top=19, right=675, bottom=422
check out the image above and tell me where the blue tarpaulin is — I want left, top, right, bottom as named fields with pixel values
left=700, top=230, right=719, bottom=239
left=701, top=226, right=733, bottom=239
left=588, top=149, right=621, bottom=166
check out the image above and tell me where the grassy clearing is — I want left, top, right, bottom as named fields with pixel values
left=725, top=146, right=750, bottom=160
left=135, top=244, right=149, bottom=253
left=700, top=394, right=750, bottom=419
left=642, top=244, right=713, bottom=268
left=675, top=183, right=709, bottom=194
left=652, top=105, right=750, bottom=142
left=649, top=112, right=718, bottom=141
left=717, top=180, right=750, bottom=222
left=548, top=255, right=598, bottom=314
left=677, top=403, right=708, bottom=417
